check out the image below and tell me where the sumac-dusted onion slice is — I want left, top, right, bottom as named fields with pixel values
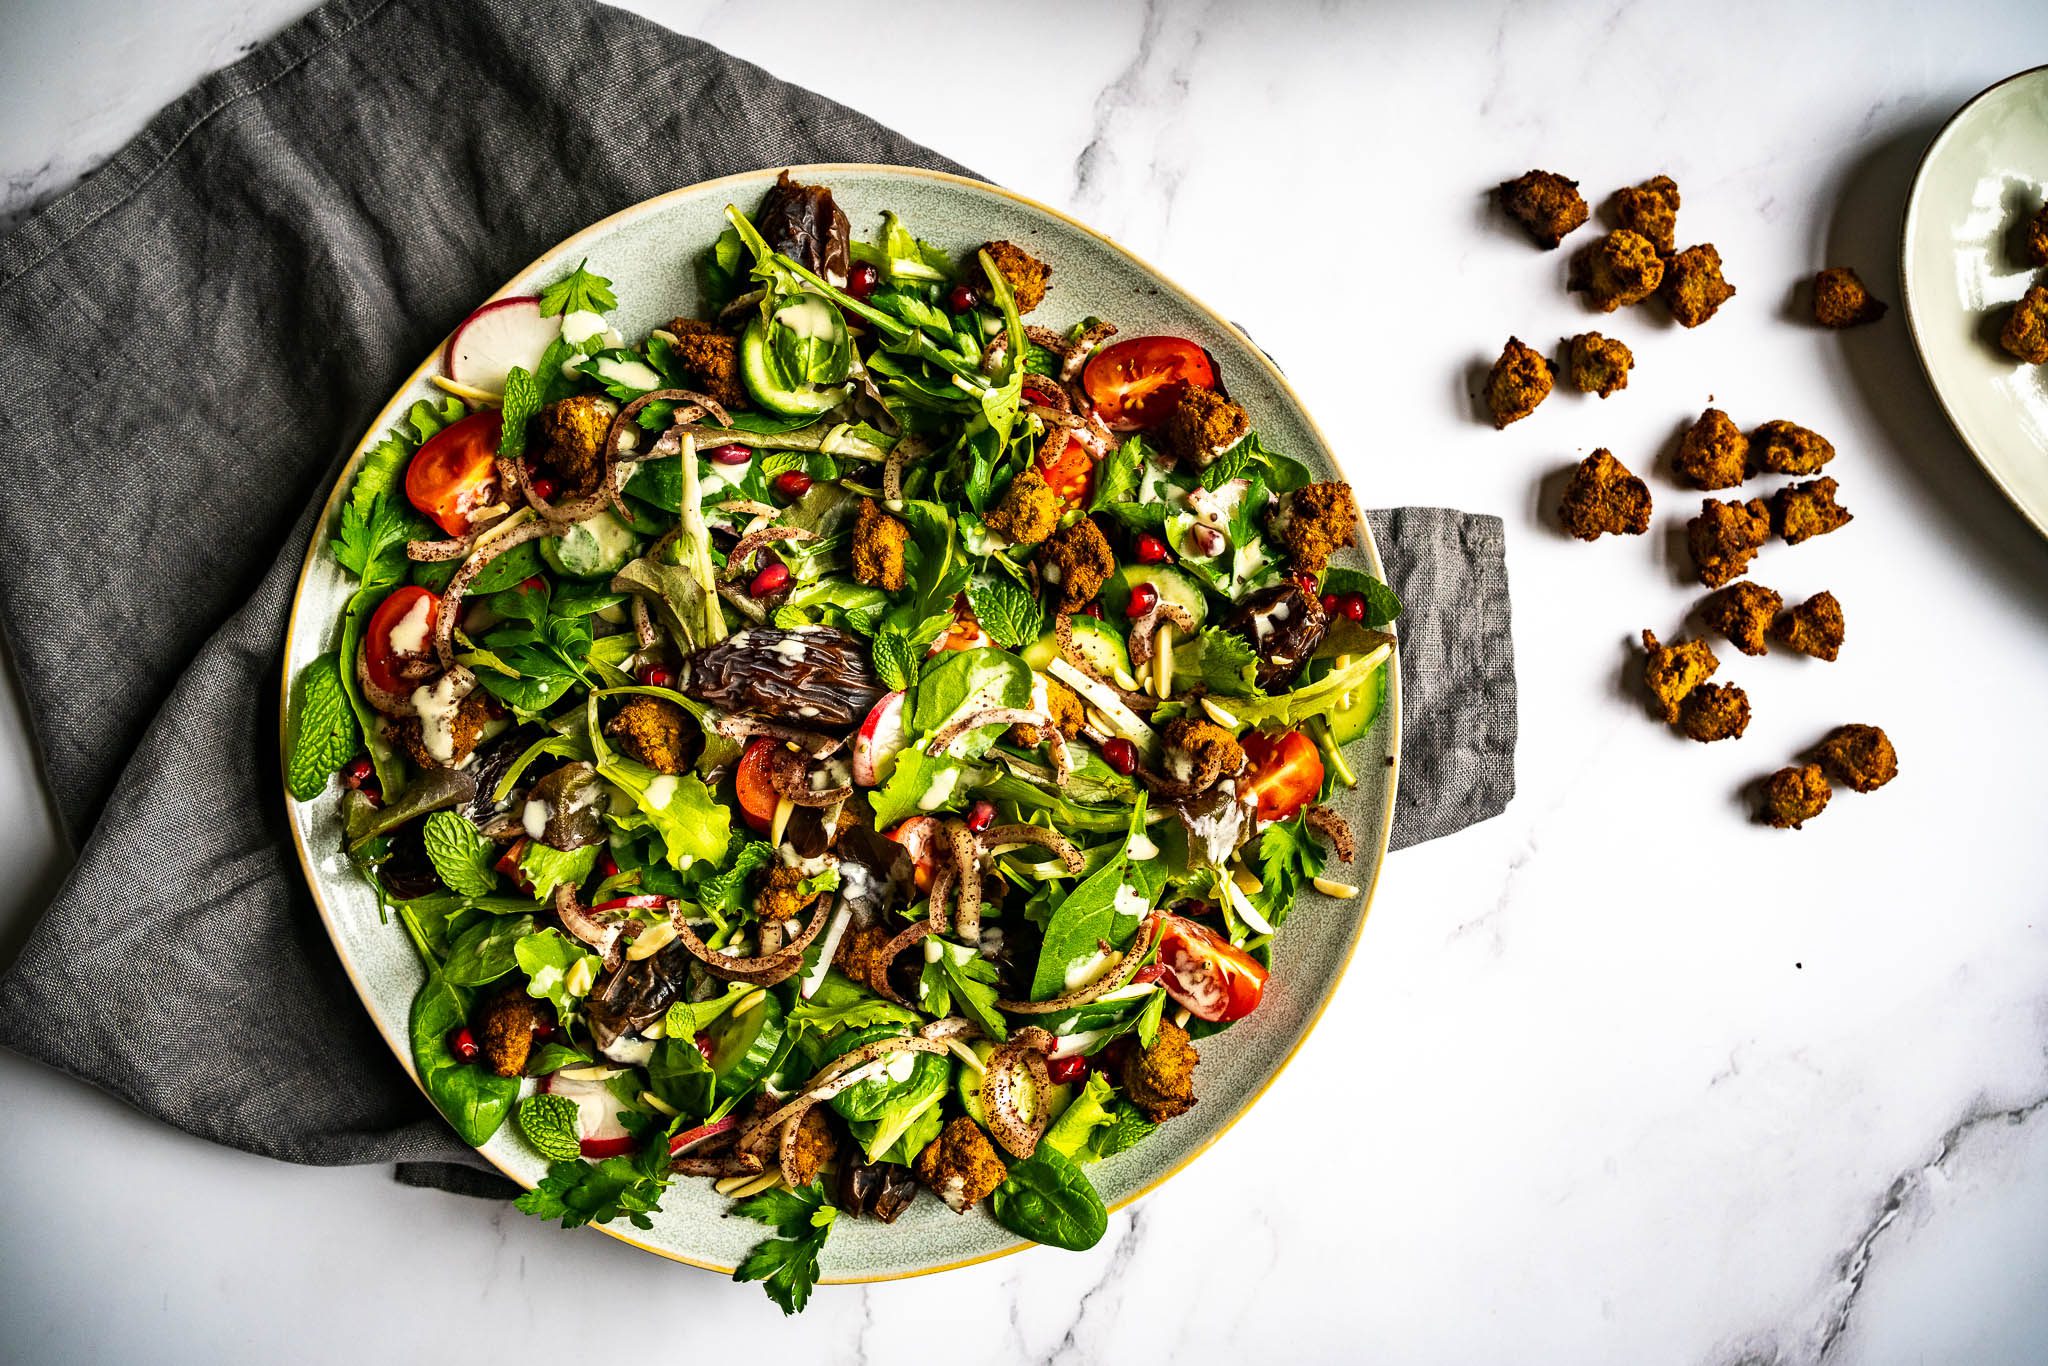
left=977, top=824, right=1084, bottom=875
left=979, top=1027, right=1057, bottom=1159
left=1305, top=804, right=1357, bottom=863
left=995, top=914, right=1163, bottom=1015
left=768, top=744, right=851, bottom=807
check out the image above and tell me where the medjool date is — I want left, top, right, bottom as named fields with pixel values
left=757, top=171, right=851, bottom=286
left=1227, top=584, right=1328, bottom=690
left=678, top=625, right=883, bottom=729
left=838, top=1154, right=920, bottom=1223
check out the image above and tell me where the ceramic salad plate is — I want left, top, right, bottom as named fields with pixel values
left=1901, top=64, right=2048, bottom=539
left=279, top=165, right=1399, bottom=1284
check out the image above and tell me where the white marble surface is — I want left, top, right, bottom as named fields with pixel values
left=4, top=1, right=2048, bottom=1361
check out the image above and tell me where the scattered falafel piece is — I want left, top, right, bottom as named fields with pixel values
left=1163, top=718, right=1248, bottom=783
left=604, top=695, right=695, bottom=774
left=2000, top=282, right=2048, bottom=365
left=1760, top=764, right=1831, bottom=830
left=914, top=1117, right=1008, bottom=1213
left=1039, top=517, right=1116, bottom=610
left=1569, top=229, right=1666, bottom=311
left=665, top=317, right=749, bottom=411
left=1268, top=481, right=1360, bottom=572
left=474, top=986, right=550, bottom=1078
left=1815, top=723, right=1898, bottom=793
left=1498, top=170, right=1590, bottom=249
left=1813, top=267, right=1888, bottom=327
left=834, top=921, right=894, bottom=997
left=1009, top=676, right=1084, bottom=748
left=1773, top=591, right=1845, bottom=662
left=984, top=466, right=1062, bottom=546
left=1687, top=497, right=1772, bottom=588
left=1662, top=244, right=1737, bottom=327
left=1772, top=478, right=1853, bottom=545
left=2024, top=205, right=2048, bottom=268
left=1566, top=331, right=1634, bottom=397
left=1121, top=1019, right=1200, bottom=1123
left=1677, top=681, right=1751, bottom=743
left=393, top=687, right=493, bottom=770
left=781, top=1105, right=839, bottom=1189
left=1558, top=449, right=1652, bottom=540
left=1614, top=174, right=1682, bottom=255
left=1701, top=581, right=1783, bottom=656
left=537, top=394, right=620, bottom=494
left=1485, top=337, right=1553, bottom=428
left=1750, top=420, right=1835, bottom=476
left=758, top=864, right=821, bottom=925
left=852, top=497, right=911, bottom=592
left=1159, top=384, right=1251, bottom=468
left=1641, top=629, right=1719, bottom=723
left=1674, top=408, right=1750, bottom=491
left=979, top=240, right=1051, bottom=314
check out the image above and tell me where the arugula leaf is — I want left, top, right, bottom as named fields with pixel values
left=870, top=628, right=920, bottom=692
left=733, top=1181, right=836, bottom=1315
left=537, top=260, right=618, bottom=317
left=516, top=1094, right=585, bottom=1161
left=964, top=577, right=1043, bottom=651
left=517, top=842, right=600, bottom=903
left=1229, top=645, right=1391, bottom=728
left=286, top=653, right=360, bottom=799
left=1319, top=567, right=1402, bottom=627
left=421, top=810, right=497, bottom=897
left=498, top=365, right=542, bottom=459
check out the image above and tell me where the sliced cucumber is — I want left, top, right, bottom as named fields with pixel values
left=1021, top=615, right=1130, bottom=674
left=955, top=1040, right=1072, bottom=1126
left=1323, top=653, right=1389, bottom=745
left=1101, top=564, right=1208, bottom=631
left=706, top=992, right=786, bottom=1097
left=541, top=509, right=638, bottom=579
left=740, top=315, right=852, bottom=417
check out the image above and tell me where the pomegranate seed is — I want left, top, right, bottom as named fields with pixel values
left=1134, top=534, right=1170, bottom=565
left=1101, top=737, right=1138, bottom=776
left=1080, top=602, right=1103, bottom=619
left=598, top=853, right=620, bottom=879
left=1047, top=1053, right=1087, bottom=1085
left=519, top=575, right=545, bottom=594
left=750, top=562, right=791, bottom=598
left=1131, top=963, right=1166, bottom=985
left=358, top=780, right=383, bottom=808
left=966, top=800, right=996, bottom=834
left=1126, top=582, right=1159, bottom=617
left=342, top=757, right=374, bottom=790
left=772, top=470, right=814, bottom=500
left=527, top=475, right=558, bottom=502
left=448, top=1027, right=480, bottom=1063
left=947, top=283, right=980, bottom=312
left=706, top=443, right=753, bottom=466
left=1320, top=593, right=1339, bottom=616
left=848, top=262, right=880, bottom=299
left=695, top=1032, right=716, bottom=1062
left=1342, top=593, right=1367, bottom=623
left=531, top=1018, right=554, bottom=1042
left=637, top=664, right=674, bottom=688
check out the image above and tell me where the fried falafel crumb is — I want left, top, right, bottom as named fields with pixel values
left=665, top=317, right=749, bottom=411
left=1674, top=408, right=1750, bottom=491
left=1641, top=628, right=1719, bottom=723
left=394, top=688, right=493, bottom=770
left=758, top=864, right=819, bottom=925
left=1566, top=331, right=1634, bottom=397
left=1773, top=591, right=1845, bottom=662
left=1558, top=449, right=1652, bottom=540
left=853, top=497, right=911, bottom=591
left=1761, top=764, right=1831, bottom=830
left=1750, top=420, right=1835, bottom=476
left=834, top=921, right=894, bottom=997
left=1701, top=581, right=1783, bottom=657
left=1687, top=497, right=1772, bottom=588
left=1160, top=384, right=1251, bottom=468
left=1121, top=1019, right=1200, bottom=1122
left=1677, top=681, right=1751, bottom=743
left=1269, top=481, right=1360, bottom=572
left=2000, top=283, right=2048, bottom=365
left=1813, top=268, right=1888, bottom=327
left=1662, top=244, right=1737, bottom=328
left=1009, top=676, right=1084, bottom=748
left=914, top=1117, right=1008, bottom=1213
left=1772, top=478, right=1852, bottom=545
left=1162, top=718, right=1247, bottom=782
left=2026, top=206, right=2048, bottom=269
left=1498, top=170, right=1591, bottom=249
left=984, top=466, right=1062, bottom=546
left=1485, top=337, right=1553, bottom=428
left=1569, top=229, right=1666, bottom=311
left=538, top=394, right=619, bottom=494
left=1039, top=517, right=1115, bottom=610
left=979, top=240, right=1051, bottom=314
left=1614, top=174, right=1681, bottom=255
left=1815, top=723, right=1898, bottom=793
left=780, top=1105, right=838, bottom=1188
left=604, top=695, right=694, bottom=774
left=475, top=987, right=549, bottom=1078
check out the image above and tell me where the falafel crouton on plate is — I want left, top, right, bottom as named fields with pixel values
left=834, top=921, right=894, bottom=997
left=1701, top=581, right=1782, bottom=657
left=1566, top=331, right=1633, bottom=397
left=1661, top=244, right=1736, bottom=328
left=1039, top=517, right=1115, bottom=610
left=1999, top=283, right=2048, bottom=364
left=604, top=695, right=695, bottom=774
left=1773, top=591, right=1845, bottom=661
left=984, top=465, right=1062, bottom=546
left=979, top=240, right=1051, bottom=314
left=1761, top=764, right=1831, bottom=829
left=2026, top=206, right=2048, bottom=268
left=1749, top=420, right=1835, bottom=476
left=781, top=1105, right=839, bottom=1188
left=665, top=317, right=749, bottom=410
left=1772, top=478, right=1852, bottom=545
left=1498, top=170, right=1590, bottom=249
left=853, top=497, right=911, bottom=591
left=757, top=864, right=821, bottom=925
left=538, top=393, right=619, bottom=494
left=1009, top=675, right=1084, bottom=748
left=1484, top=337, right=1552, bottom=428
left=1816, top=723, right=1897, bottom=793
left=1162, top=718, right=1247, bottom=784
left=1614, top=174, right=1681, bottom=255
left=1557, top=449, right=1652, bottom=540
left=1687, top=497, right=1772, bottom=587
left=1641, top=628, right=1718, bottom=724
left=1677, top=681, right=1751, bottom=743
left=394, top=686, right=493, bottom=770
left=914, top=1117, right=1008, bottom=1212
left=1122, top=1019, right=1200, bottom=1122
left=1674, top=408, right=1749, bottom=491
left=1159, top=384, right=1250, bottom=467
left=1569, top=229, right=1665, bottom=311
left=475, top=986, right=549, bottom=1078
left=1813, top=267, right=1887, bottom=327
left=1268, top=481, right=1360, bottom=572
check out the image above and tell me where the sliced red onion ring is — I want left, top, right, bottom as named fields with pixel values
left=554, top=883, right=624, bottom=972
left=431, top=516, right=548, bottom=669
left=980, top=1026, right=1056, bottom=1158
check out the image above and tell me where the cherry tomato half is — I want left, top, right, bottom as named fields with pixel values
left=1239, top=728, right=1325, bottom=823
left=363, top=585, right=440, bottom=697
left=885, top=816, right=940, bottom=893
left=1038, top=431, right=1094, bottom=512
left=929, top=595, right=991, bottom=655
left=406, top=410, right=504, bottom=538
left=1081, top=336, right=1217, bottom=432
left=1157, top=914, right=1268, bottom=1023
left=734, top=738, right=781, bottom=834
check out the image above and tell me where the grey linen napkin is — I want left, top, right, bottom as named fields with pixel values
left=0, top=0, right=1515, bottom=1193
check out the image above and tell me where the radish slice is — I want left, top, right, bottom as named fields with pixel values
left=445, top=296, right=562, bottom=394
left=852, top=690, right=907, bottom=787
left=539, top=1069, right=635, bottom=1158
left=668, top=1116, right=740, bottom=1158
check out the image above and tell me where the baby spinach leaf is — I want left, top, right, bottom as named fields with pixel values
left=1319, top=567, right=1402, bottom=627
left=1028, top=848, right=1131, bottom=1002
left=286, top=653, right=360, bottom=800
left=442, top=913, right=535, bottom=986
left=409, top=974, right=518, bottom=1146
left=988, top=1146, right=1108, bottom=1251
left=421, top=810, right=497, bottom=897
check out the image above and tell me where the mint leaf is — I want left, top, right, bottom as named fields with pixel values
left=1319, top=568, right=1402, bottom=627
left=1201, top=438, right=1259, bottom=489
left=537, top=260, right=618, bottom=317
left=516, top=1093, right=584, bottom=1161
left=870, top=629, right=920, bottom=692
left=964, top=577, right=1043, bottom=650
left=422, top=811, right=497, bottom=897
left=287, top=653, right=359, bottom=799
left=499, top=365, right=542, bottom=459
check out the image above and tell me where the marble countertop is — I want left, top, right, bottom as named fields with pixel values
left=5, top=1, right=2048, bottom=1361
